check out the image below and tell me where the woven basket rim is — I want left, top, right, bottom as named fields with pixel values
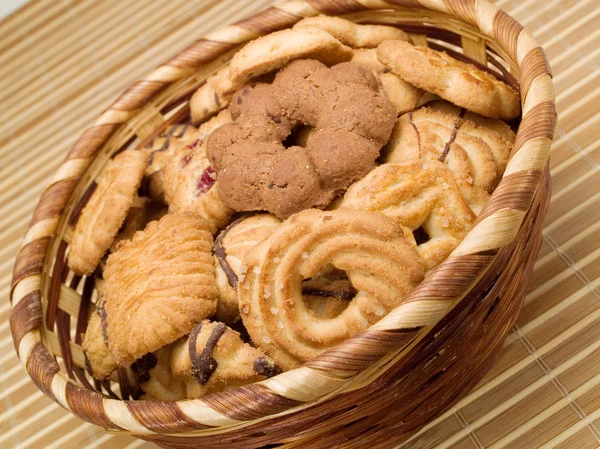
left=9, top=0, right=555, bottom=437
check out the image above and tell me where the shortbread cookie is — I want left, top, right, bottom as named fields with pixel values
left=427, top=100, right=516, bottom=142
left=213, top=214, right=281, bottom=323
left=68, top=149, right=147, bottom=275
left=377, top=40, right=520, bottom=119
left=136, top=347, right=187, bottom=401
left=383, top=106, right=513, bottom=213
left=339, top=161, right=476, bottom=271
left=171, top=320, right=280, bottom=398
left=293, top=16, right=410, bottom=48
left=207, top=59, right=397, bottom=218
left=82, top=311, right=117, bottom=380
left=351, top=48, right=434, bottom=114
left=103, top=212, right=218, bottom=366
left=190, top=27, right=354, bottom=122
left=239, top=209, right=424, bottom=370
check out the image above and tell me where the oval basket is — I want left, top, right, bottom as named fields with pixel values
left=10, top=0, right=555, bottom=447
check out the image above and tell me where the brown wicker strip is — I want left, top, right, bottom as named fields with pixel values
left=66, top=382, right=121, bottom=431
left=27, top=341, right=61, bottom=402
left=520, top=47, right=553, bottom=95
left=67, top=123, right=120, bottom=160
left=306, top=0, right=368, bottom=14
left=493, top=10, right=523, bottom=62
left=110, top=80, right=168, bottom=111
left=512, top=101, right=556, bottom=154
left=478, top=170, right=544, bottom=221
left=443, top=0, right=477, bottom=26
left=45, top=239, right=68, bottom=329
left=9, top=290, right=42, bottom=351
left=29, top=178, right=78, bottom=226
left=202, top=384, right=303, bottom=421
left=127, top=401, right=205, bottom=433
left=165, top=39, right=237, bottom=69
left=11, top=237, right=48, bottom=291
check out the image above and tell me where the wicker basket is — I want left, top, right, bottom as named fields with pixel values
left=9, top=0, right=555, bottom=447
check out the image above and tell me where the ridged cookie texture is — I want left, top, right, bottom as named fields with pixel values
left=339, top=161, right=477, bottom=272
left=239, top=209, right=424, bottom=370
left=103, top=212, right=218, bottom=366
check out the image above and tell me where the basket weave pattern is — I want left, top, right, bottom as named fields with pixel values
left=9, top=0, right=555, bottom=447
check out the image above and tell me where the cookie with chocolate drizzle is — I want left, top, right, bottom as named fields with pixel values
left=170, top=320, right=280, bottom=399
left=213, top=214, right=281, bottom=323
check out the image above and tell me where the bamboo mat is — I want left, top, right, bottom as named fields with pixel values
left=0, top=0, right=598, bottom=448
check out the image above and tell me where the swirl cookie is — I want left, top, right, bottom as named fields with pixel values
left=377, top=40, right=520, bottom=119
left=103, top=212, right=218, bottom=366
left=293, top=16, right=410, bottom=48
left=213, top=214, right=281, bottom=323
left=171, top=320, right=280, bottom=399
left=68, top=149, right=147, bottom=276
left=383, top=105, right=514, bottom=213
left=207, top=59, right=397, bottom=218
left=82, top=311, right=117, bottom=381
left=339, top=161, right=476, bottom=271
left=350, top=48, right=435, bottom=115
left=239, top=209, right=424, bottom=370
left=190, top=27, right=354, bottom=122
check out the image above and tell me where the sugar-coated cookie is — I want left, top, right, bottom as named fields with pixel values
left=239, top=209, right=423, bottom=370
left=339, top=161, right=476, bottom=271
left=377, top=40, right=520, bottom=119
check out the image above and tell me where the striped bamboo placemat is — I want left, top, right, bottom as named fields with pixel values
left=1, top=0, right=598, bottom=448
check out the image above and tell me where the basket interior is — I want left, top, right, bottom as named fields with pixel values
left=39, top=11, right=524, bottom=403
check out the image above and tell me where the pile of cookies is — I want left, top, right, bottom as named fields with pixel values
left=71, top=16, right=518, bottom=400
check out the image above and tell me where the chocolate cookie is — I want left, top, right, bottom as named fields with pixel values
left=207, top=59, right=397, bottom=219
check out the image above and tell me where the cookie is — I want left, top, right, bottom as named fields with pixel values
left=293, top=16, right=410, bottom=48
left=68, top=149, right=148, bottom=276
left=427, top=100, right=516, bottom=142
left=383, top=105, right=513, bottom=213
left=238, top=209, right=423, bottom=370
left=136, top=347, right=187, bottom=401
left=213, top=214, right=281, bottom=323
left=350, top=48, right=435, bottom=115
left=143, top=124, right=199, bottom=203
left=377, top=40, right=520, bottom=119
left=82, top=311, right=117, bottom=381
left=171, top=320, right=280, bottom=398
left=103, top=212, right=218, bottom=366
left=162, top=110, right=234, bottom=234
left=190, top=27, right=354, bottom=123
left=339, top=161, right=476, bottom=271
left=207, top=59, right=397, bottom=219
